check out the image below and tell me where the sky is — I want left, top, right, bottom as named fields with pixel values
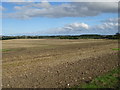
left=0, top=1, right=119, bottom=36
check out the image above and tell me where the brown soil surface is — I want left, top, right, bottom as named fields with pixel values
left=2, top=39, right=119, bottom=88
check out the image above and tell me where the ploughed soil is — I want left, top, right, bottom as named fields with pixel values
left=2, top=39, right=119, bottom=88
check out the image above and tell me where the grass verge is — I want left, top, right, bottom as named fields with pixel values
left=0, top=49, right=11, bottom=52
left=112, top=48, right=120, bottom=51
left=73, top=68, right=120, bottom=89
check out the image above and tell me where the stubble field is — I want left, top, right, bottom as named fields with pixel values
left=2, top=39, right=119, bottom=88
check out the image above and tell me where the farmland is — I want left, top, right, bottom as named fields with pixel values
left=2, top=39, right=119, bottom=88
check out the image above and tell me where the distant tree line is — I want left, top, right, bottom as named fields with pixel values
left=1, top=33, right=120, bottom=40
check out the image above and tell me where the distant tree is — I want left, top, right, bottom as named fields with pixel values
left=116, top=32, right=120, bottom=35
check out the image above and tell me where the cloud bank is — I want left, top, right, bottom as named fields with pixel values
left=47, top=18, right=118, bottom=35
left=4, top=2, right=118, bottom=19
left=1, top=0, right=118, bottom=2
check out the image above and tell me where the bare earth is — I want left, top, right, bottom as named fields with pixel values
left=2, top=39, right=119, bottom=88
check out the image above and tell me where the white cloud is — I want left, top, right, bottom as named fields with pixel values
left=1, top=0, right=119, bottom=2
left=0, top=6, right=5, bottom=11
left=4, top=2, right=118, bottom=19
left=36, top=22, right=89, bottom=35
left=33, top=1, right=51, bottom=8
left=42, top=18, right=118, bottom=35
left=65, top=23, right=89, bottom=30
left=96, top=18, right=118, bottom=30
left=14, top=6, right=23, bottom=10
left=2, top=0, right=35, bottom=2
left=14, top=1, right=51, bottom=10
left=94, top=22, right=118, bottom=30
left=102, top=17, right=118, bottom=23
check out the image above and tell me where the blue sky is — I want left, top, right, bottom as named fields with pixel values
left=1, top=2, right=118, bottom=35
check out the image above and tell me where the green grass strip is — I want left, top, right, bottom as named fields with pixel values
left=0, top=49, right=11, bottom=52
left=73, top=68, right=120, bottom=89
left=112, top=48, right=120, bottom=51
